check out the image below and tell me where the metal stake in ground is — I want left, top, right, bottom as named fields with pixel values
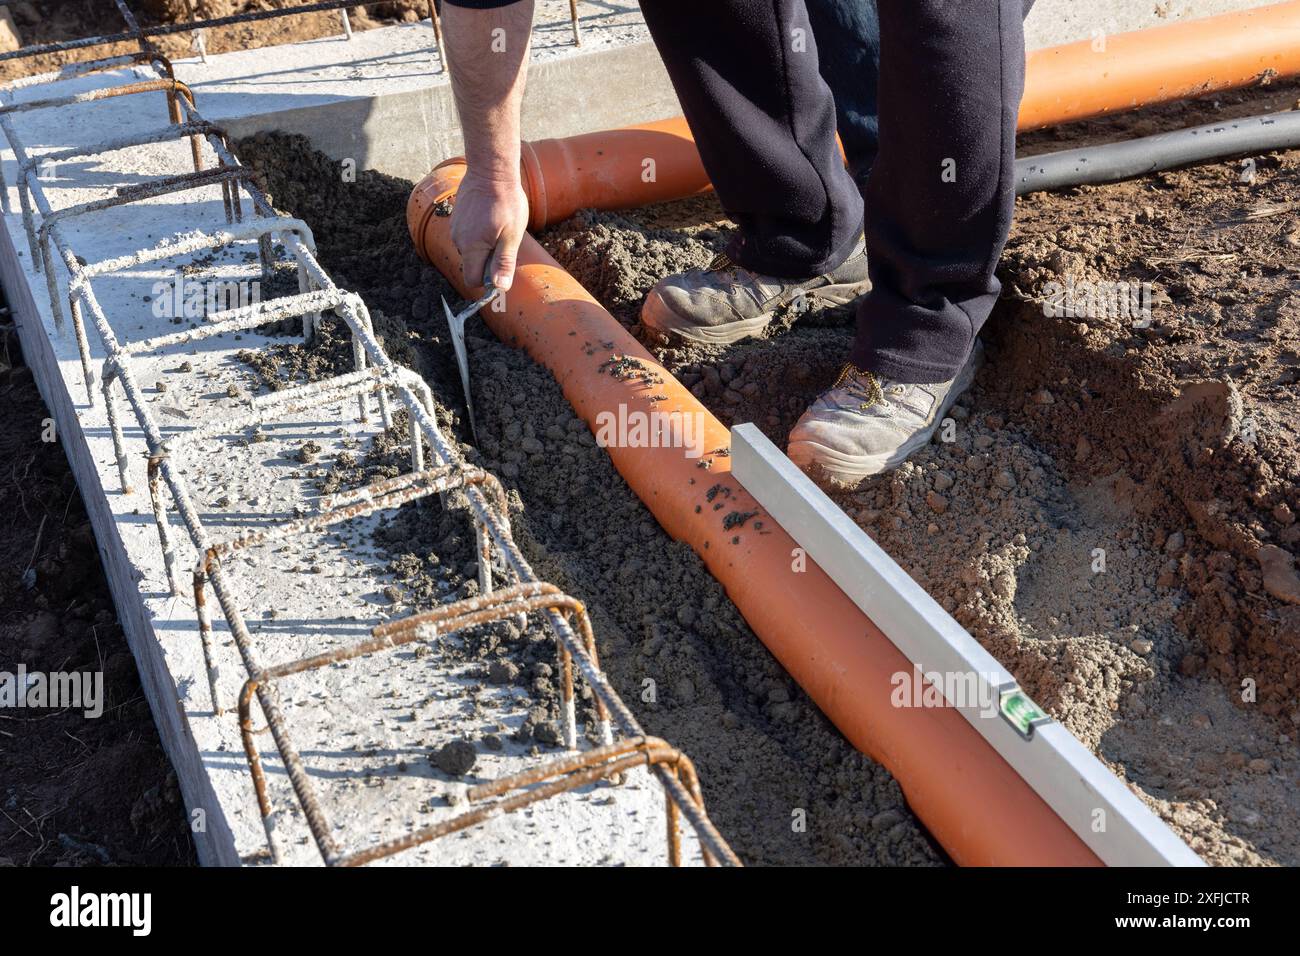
left=440, top=282, right=500, bottom=444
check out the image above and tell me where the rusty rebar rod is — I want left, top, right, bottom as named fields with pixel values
left=206, top=466, right=491, bottom=561
left=0, top=77, right=202, bottom=274
left=233, top=587, right=602, bottom=863
left=63, top=217, right=319, bottom=403
left=337, top=737, right=716, bottom=867
left=0, top=76, right=198, bottom=117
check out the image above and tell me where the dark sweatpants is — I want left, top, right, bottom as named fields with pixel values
left=639, top=0, right=1028, bottom=384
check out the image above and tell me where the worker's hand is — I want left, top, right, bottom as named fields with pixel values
left=450, top=169, right=529, bottom=293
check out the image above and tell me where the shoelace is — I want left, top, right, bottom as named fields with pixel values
left=832, top=363, right=884, bottom=411
left=706, top=251, right=737, bottom=273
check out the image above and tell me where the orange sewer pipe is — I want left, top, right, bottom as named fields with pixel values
left=404, top=5, right=1300, bottom=864
left=408, top=162, right=1100, bottom=866
left=515, top=0, right=1300, bottom=229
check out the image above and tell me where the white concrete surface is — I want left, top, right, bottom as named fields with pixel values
left=0, top=64, right=704, bottom=867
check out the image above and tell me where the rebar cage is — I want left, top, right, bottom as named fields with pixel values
left=0, top=0, right=735, bottom=867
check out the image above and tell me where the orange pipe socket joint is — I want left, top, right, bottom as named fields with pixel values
left=518, top=117, right=711, bottom=231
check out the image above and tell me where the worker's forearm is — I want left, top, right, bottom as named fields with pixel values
left=443, top=0, right=536, bottom=184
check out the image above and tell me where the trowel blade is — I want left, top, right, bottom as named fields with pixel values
left=441, top=294, right=480, bottom=445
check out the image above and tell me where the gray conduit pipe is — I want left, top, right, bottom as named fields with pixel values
left=1015, top=110, right=1300, bottom=195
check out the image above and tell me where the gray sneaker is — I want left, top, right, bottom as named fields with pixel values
left=787, top=342, right=984, bottom=486
left=640, top=235, right=871, bottom=345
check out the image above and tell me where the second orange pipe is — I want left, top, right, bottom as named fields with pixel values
left=514, top=1, right=1300, bottom=229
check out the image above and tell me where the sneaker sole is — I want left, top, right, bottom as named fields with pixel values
left=643, top=279, right=871, bottom=347
left=787, top=343, right=985, bottom=488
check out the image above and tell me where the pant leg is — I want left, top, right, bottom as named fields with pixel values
left=805, top=0, right=880, bottom=198
left=849, top=0, right=1027, bottom=384
left=807, top=0, right=1033, bottom=197
left=639, top=0, right=863, bottom=279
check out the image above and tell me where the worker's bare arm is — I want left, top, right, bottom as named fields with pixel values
left=443, top=0, right=535, bottom=292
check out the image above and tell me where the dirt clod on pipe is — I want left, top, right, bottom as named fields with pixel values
left=408, top=161, right=1101, bottom=866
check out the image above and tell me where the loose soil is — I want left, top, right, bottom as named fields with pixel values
left=537, top=88, right=1300, bottom=865
left=0, top=338, right=196, bottom=866
left=238, top=78, right=1300, bottom=866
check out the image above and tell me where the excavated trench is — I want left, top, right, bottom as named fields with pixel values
left=239, top=135, right=940, bottom=866
left=237, top=80, right=1300, bottom=865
